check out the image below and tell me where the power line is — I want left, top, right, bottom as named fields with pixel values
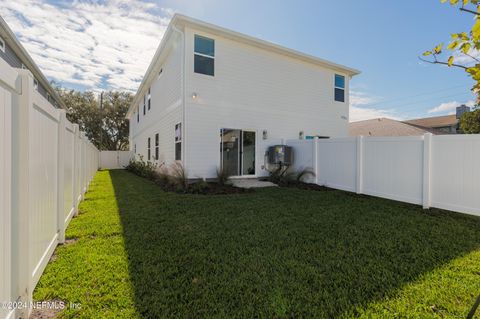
left=356, top=84, right=469, bottom=108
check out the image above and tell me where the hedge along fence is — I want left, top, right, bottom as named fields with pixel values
left=286, top=134, right=480, bottom=217
left=0, top=59, right=99, bottom=319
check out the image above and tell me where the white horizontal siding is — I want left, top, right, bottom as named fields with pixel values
left=131, top=36, right=183, bottom=165
left=184, top=27, right=349, bottom=178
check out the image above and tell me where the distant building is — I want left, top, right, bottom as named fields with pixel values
left=404, top=105, right=471, bottom=134
left=350, top=105, right=472, bottom=137
left=349, top=118, right=443, bottom=137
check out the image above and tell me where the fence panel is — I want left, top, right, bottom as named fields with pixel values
left=362, top=136, right=424, bottom=205
left=64, top=121, right=75, bottom=224
left=29, top=91, right=61, bottom=288
left=100, top=151, right=133, bottom=169
left=431, top=135, right=480, bottom=215
left=285, top=139, right=315, bottom=182
left=0, top=78, right=14, bottom=319
left=317, top=138, right=357, bottom=192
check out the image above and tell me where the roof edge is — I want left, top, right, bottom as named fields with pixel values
left=0, top=16, right=66, bottom=109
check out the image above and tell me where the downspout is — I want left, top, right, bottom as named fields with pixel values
left=172, top=24, right=187, bottom=176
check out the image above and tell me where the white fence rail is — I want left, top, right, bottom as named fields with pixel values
left=100, top=151, right=133, bottom=169
left=286, top=133, right=480, bottom=217
left=0, top=59, right=99, bottom=319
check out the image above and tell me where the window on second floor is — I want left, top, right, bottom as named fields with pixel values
left=194, top=35, right=215, bottom=76
left=0, top=36, right=5, bottom=53
left=136, top=107, right=139, bottom=123
left=143, top=95, right=146, bottom=115
left=33, top=78, right=38, bottom=91
left=334, top=74, right=345, bottom=103
left=147, top=88, right=151, bottom=111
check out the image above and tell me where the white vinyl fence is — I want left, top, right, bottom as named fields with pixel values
left=0, top=59, right=99, bottom=319
left=100, top=151, right=133, bottom=169
left=286, top=134, right=480, bottom=217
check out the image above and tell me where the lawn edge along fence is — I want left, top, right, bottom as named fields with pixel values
left=0, top=58, right=99, bottom=319
left=288, top=134, right=480, bottom=217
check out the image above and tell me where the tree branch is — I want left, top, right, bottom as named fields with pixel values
left=418, top=56, right=468, bottom=69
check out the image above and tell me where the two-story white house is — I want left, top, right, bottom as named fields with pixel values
left=126, top=14, right=360, bottom=179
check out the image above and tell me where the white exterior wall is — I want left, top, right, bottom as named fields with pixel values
left=183, top=27, right=350, bottom=178
left=130, top=37, right=183, bottom=166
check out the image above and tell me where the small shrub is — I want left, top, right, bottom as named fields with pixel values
left=190, top=180, right=210, bottom=194
left=126, top=156, right=157, bottom=180
left=268, top=164, right=290, bottom=185
left=287, top=167, right=316, bottom=183
left=154, top=165, right=170, bottom=188
left=169, top=162, right=188, bottom=192
left=216, top=167, right=231, bottom=186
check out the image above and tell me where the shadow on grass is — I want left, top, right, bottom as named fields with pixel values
left=109, top=170, right=480, bottom=318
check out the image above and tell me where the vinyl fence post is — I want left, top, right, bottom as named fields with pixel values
left=313, top=137, right=319, bottom=184
left=356, top=136, right=364, bottom=194
left=423, top=133, right=432, bottom=209
left=13, top=70, right=33, bottom=318
left=57, top=110, right=66, bottom=244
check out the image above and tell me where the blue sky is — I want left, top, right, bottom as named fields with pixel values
left=0, top=0, right=476, bottom=121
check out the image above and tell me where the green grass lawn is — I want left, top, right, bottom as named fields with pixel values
left=34, top=170, right=480, bottom=318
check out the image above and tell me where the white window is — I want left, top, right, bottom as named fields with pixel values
left=175, top=123, right=182, bottom=160
left=33, top=78, right=38, bottom=91
left=147, top=137, right=151, bottom=161
left=334, top=74, right=345, bottom=102
left=0, top=36, right=5, bottom=53
left=46, top=92, right=50, bottom=102
left=158, top=68, right=163, bottom=80
left=194, top=35, right=215, bottom=76
left=143, top=96, right=146, bottom=115
left=147, top=88, right=151, bottom=111
left=21, top=63, right=27, bottom=69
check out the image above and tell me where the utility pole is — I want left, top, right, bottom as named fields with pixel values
left=100, top=91, right=104, bottom=150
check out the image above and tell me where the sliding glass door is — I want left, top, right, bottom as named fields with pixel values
left=220, top=129, right=256, bottom=176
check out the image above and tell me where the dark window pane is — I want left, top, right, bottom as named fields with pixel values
left=335, top=74, right=345, bottom=89
left=335, top=88, right=345, bottom=102
left=175, top=142, right=181, bottom=161
left=194, top=35, right=215, bottom=56
left=155, top=147, right=159, bottom=160
left=194, top=55, right=214, bottom=76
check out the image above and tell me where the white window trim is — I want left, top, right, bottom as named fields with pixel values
left=0, top=37, right=5, bottom=53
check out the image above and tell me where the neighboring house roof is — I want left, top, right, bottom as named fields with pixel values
left=0, top=16, right=65, bottom=109
left=403, top=115, right=458, bottom=128
left=349, top=118, right=444, bottom=137
left=127, top=14, right=361, bottom=118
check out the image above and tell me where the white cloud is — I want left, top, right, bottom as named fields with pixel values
left=349, top=91, right=402, bottom=122
left=0, top=0, right=173, bottom=91
left=427, top=100, right=475, bottom=114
